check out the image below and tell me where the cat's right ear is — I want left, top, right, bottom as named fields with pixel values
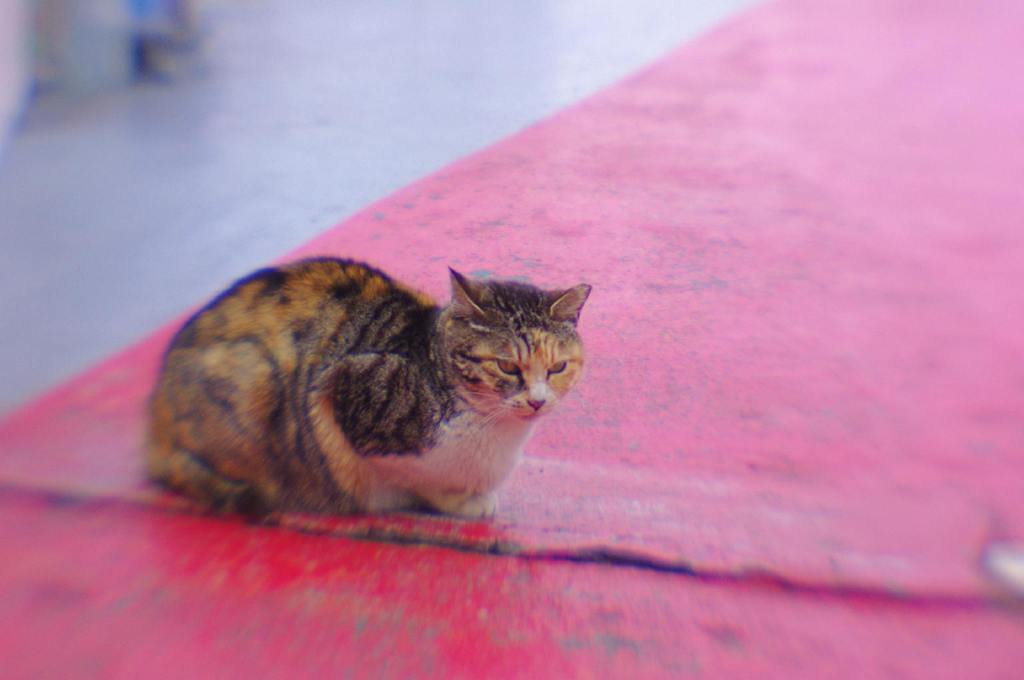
left=449, top=268, right=488, bottom=318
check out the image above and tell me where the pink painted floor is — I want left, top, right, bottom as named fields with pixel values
left=2, top=0, right=1023, bottom=676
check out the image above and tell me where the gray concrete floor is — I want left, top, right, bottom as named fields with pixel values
left=0, top=0, right=754, bottom=413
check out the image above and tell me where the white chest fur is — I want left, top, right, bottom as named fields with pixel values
left=367, top=412, right=536, bottom=505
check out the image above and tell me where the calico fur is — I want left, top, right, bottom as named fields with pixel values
left=146, top=257, right=589, bottom=518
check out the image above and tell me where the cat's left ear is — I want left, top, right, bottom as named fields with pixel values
left=548, top=284, right=592, bottom=324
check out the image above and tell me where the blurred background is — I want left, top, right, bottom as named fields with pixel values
left=0, top=0, right=753, bottom=414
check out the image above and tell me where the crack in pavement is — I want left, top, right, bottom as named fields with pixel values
left=2, top=481, right=1022, bottom=613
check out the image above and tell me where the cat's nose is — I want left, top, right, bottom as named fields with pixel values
left=527, top=398, right=546, bottom=412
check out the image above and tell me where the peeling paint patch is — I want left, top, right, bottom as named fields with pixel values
left=984, top=543, right=1024, bottom=596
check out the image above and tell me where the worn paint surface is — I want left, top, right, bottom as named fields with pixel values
left=1, top=0, right=1023, bottom=675
left=1, top=490, right=1022, bottom=679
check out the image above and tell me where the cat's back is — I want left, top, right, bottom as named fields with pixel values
left=168, top=258, right=436, bottom=356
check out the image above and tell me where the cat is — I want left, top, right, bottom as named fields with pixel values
left=146, top=257, right=590, bottom=519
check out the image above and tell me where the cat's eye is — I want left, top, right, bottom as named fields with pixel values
left=548, top=361, right=568, bottom=375
left=496, top=359, right=521, bottom=376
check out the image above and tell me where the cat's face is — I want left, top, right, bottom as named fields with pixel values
left=443, top=269, right=590, bottom=421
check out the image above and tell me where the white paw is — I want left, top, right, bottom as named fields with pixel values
left=427, top=491, right=498, bottom=519
left=454, top=491, right=498, bottom=519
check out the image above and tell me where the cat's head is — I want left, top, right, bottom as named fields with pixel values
left=441, top=268, right=591, bottom=421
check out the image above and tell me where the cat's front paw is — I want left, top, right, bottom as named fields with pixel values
left=427, top=491, right=498, bottom=519
left=456, top=491, right=498, bottom=519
